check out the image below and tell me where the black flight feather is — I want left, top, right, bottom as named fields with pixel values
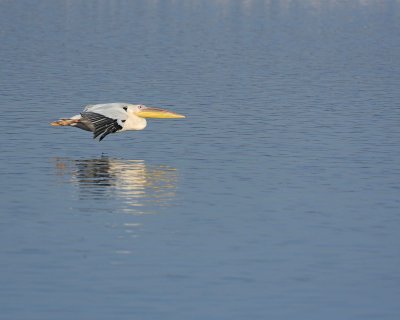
left=80, top=112, right=123, bottom=141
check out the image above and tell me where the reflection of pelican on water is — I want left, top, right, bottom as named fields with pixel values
left=54, top=157, right=179, bottom=214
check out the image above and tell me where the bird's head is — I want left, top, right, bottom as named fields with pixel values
left=127, top=104, right=185, bottom=119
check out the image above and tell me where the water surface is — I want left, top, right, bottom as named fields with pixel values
left=1, top=1, right=399, bottom=319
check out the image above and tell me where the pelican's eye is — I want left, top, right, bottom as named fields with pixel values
left=123, top=106, right=128, bottom=111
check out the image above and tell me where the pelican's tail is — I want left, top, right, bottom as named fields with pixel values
left=50, top=118, right=80, bottom=126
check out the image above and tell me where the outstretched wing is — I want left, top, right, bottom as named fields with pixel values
left=80, top=112, right=123, bottom=141
left=83, top=103, right=129, bottom=119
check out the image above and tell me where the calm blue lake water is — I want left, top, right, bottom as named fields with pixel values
left=1, top=0, right=400, bottom=319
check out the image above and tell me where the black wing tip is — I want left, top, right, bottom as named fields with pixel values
left=81, top=111, right=122, bottom=141
left=92, top=132, right=108, bottom=141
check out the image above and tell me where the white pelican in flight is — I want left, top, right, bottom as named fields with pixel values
left=51, top=103, right=185, bottom=141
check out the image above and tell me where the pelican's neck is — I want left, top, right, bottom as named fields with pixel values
left=124, top=113, right=147, bottom=131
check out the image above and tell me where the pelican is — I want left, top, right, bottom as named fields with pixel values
left=51, top=103, right=185, bottom=141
